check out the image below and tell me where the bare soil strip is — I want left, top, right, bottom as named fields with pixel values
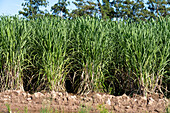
left=0, top=90, right=169, bottom=113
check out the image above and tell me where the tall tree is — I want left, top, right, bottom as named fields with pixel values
left=121, top=0, right=150, bottom=21
left=147, top=0, right=170, bottom=19
left=97, top=0, right=116, bottom=19
left=120, top=0, right=134, bottom=20
left=110, top=0, right=124, bottom=20
left=53, top=0, right=169, bottom=21
left=132, top=0, right=150, bottom=21
left=71, top=0, right=97, bottom=18
left=19, top=0, right=49, bottom=19
left=157, top=0, right=170, bottom=17
left=51, top=0, right=70, bottom=18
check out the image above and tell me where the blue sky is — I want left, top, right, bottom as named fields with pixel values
left=0, top=0, right=76, bottom=16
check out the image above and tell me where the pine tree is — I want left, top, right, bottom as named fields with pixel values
left=110, top=0, right=123, bottom=20
left=51, top=0, right=70, bottom=18
left=97, top=0, right=116, bottom=19
left=134, top=0, right=151, bottom=21
left=71, top=0, right=97, bottom=18
left=156, top=0, right=169, bottom=17
left=19, top=0, right=49, bottom=19
left=120, top=0, right=135, bottom=20
left=129, top=0, right=151, bottom=21
left=147, top=0, right=170, bottom=19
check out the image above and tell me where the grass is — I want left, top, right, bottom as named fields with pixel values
left=4, top=103, right=112, bottom=113
left=5, top=103, right=11, bottom=113
left=165, top=100, right=170, bottom=113
left=98, top=104, right=111, bottom=113
left=3, top=98, right=170, bottom=113
left=0, top=15, right=169, bottom=96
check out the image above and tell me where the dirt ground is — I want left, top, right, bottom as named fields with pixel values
left=0, top=90, right=169, bottom=113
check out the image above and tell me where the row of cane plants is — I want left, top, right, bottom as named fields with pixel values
left=0, top=16, right=169, bottom=96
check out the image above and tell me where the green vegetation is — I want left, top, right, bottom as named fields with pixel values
left=5, top=103, right=11, bottom=113
left=19, top=0, right=49, bottom=19
left=18, top=0, right=170, bottom=21
left=98, top=104, right=110, bottom=113
left=166, top=104, right=170, bottom=113
left=0, top=16, right=169, bottom=96
left=4, top=103, right=111, bottom=113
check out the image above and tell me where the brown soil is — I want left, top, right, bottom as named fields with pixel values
left=0, top=90, right=169, bottom=113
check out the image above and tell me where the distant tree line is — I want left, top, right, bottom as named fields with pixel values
left=19, top=0, right=170, bottom=21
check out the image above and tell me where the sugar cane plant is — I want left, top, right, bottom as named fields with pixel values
left=0, top=15, right=169, bottom=96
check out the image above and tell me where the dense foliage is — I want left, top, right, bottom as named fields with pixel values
left=19, top=0, right=49, bottom=19
left=19, top=0, right=170, bottom=21
left=0, top=16, right=169, bottom=97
